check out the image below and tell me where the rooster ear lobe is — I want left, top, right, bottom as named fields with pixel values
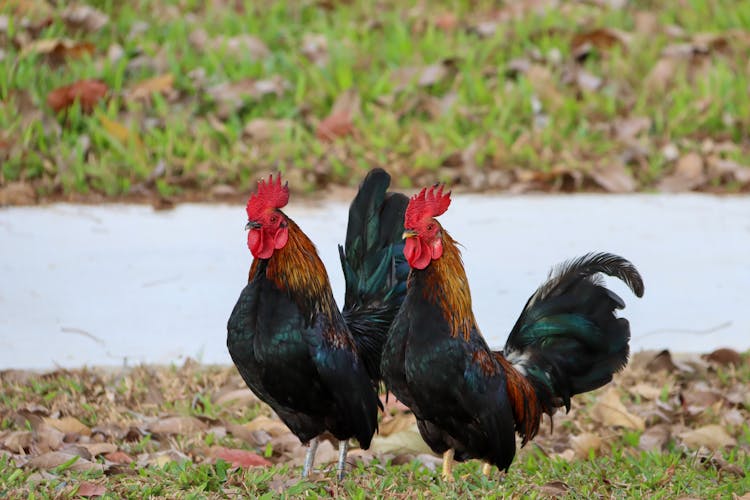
left=430, top=238, right=443, bottom=260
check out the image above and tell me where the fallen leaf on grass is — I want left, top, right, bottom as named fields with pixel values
left=391, top=59, right=457, bottom=91
left=207, top=77, right=289, bottom=118
left=0, top=182, right=36, bottom=205
left=208, top=446, right=272, bottom=467
left=571, top=28, right=631, bottom=60
left=97, top=115, right=144, bottom=150
left=679, top=425, right=736, bottom=451
left=0, top=431, right=32, bottom=453
left=706, top=158, right=750, bottom=186
left=702, top=348, right=744, bottom=367
left=658, top=152, right=706, bottom=192
left=316, top=89, right=359, bottom=142
left=243, top=416, right=290, bottom=437
left=434, top=12, right=458, bottom=32
left=539, top=480, right=569, bottom=497
left=28, top=451, right=103, bottom=472
left=243, top=119, right=293, bottom=142
left=78, top=442, right=117, bottom=457
left=639, top=424, right=670, bottom=452
left=591, top=388, right=645, bottom=430
left=47, top=79, right=108, bottom=114
left=147, top=416, right=207, bottom=435
left=189, top=29, right=269, bottom=60
left=76, top=481, right=106, bottom=498
left=645, top=58, right=681, bottom=93
left=301, top=33, right=328, bottom=67
left=126, top=73, right=175, bottom=102
left=62, top=5, right=108, bottom=33
left=379, top=413, right=416, bottom=437
left=570, top=432, right=602, bottom=459
left=589, top=163, right=636, bottom=193
left=21, top=39, right=96, bottom=64
left=646, top=350, right=679, bottom=372
left=104, top=451, right=133, bottom=464
left=369, top=425, right=432, bottom=455
left=44, top=416, right=91, bottom=436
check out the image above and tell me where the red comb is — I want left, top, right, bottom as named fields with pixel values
left=405, top=184, right=451, bottom=228
left=246, top=173, right=289, bottom=220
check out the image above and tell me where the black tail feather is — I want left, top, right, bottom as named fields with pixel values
left=340, top=168, right=409, bottom=381
left=504, top=252, right=644, bottom=412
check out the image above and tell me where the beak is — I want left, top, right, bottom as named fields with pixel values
left=246, top=220, right=261, bottom=230
left=402, top=229, right=418, bottom=239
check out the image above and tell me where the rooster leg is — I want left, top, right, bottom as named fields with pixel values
left=301, top=437, right=319, bottom=478
left=481, top=462, right=492, bottom=476
left=336, top=440, right=349, bottom=480
left=441, top=449, right=455, bottom=481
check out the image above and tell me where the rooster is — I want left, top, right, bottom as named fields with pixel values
left=381, top=185, right=644, bottom=478
left=227, top=169, right=408, bottom=479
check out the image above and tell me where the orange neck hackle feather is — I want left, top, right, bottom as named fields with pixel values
left=417, top=228, right=477, bottom=342
left=250, top=217, right=339, bottom=323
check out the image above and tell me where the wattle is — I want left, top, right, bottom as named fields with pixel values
left=404, top=238, right=432, bottom=270
left=248, top=229, right=275, bottom=259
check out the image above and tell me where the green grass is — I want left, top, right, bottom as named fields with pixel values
left=1, top=446, right=747, bottom=499
left=1, top=0, right=749, bottom=200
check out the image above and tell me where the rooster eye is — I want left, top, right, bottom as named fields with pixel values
left=427, top=223, right=434, bottom=231
left=270, top=215, right=278, bottom=223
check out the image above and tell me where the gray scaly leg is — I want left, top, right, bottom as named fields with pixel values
left=336, top=440, right=349, bottom=480
left=301, top=436, right=319, bottom=479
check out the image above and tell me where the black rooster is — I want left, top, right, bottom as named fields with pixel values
left=227, top=169, right=408, bottom=478
left=381, top=185, right=644, bottom=478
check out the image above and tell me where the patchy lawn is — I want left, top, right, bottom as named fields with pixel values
left=1, top=350, right=748, bottom=498
left=1, top=0, right=750, bottom=205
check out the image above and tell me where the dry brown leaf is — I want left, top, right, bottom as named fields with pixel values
left=62, top=5, right=108, bottom=33
left=47, top=79, right=107, bottom=114
left=369, top=424, right=432, bottom=455
left=21, top=39, right=96, bottom=63
left=0, top=431, right=32, bottom=453
left=76, top=481, right=106, bottom=498
left=208, top=446, right=272, bottom=467
left=646, top=350, right=679, bottom=372
left=147, top=416, right=207, bottom=435
left=243, top=119, right=293, bottom=142
left=391, top=60, right=456, bottom=91
left=0, top=182, right=36, bottom=205
left=213, top=387, right=258, bottom=407
left=570, top=432, right=602, bottom=459
left=104, top=451, right=133, bottom=464
left=301, top=33, right=328, bottom=66
left=638, top=424, right=670, bottom=452
left=379, top=413, right=416, bottom=437
left=645, top=58, right=680, bottom=93
left=679, top=425, right=736, bottom=450
left=658, top=152, right=706, bottom=192
left=27, top=451, right=103, bottom=472
left=434, top=12, right=458, bottom=32
left=189, top=29, right=269, bottom=59
left=44, top=416, right=91, bottom=436
left=572, top=28, right=631, bottom=60
left=706, top=158, right=750, bottom=185
left=316, top=89, right=359, bottom=142
left=98, top=115, right=144, bottom=149
left=590, top=163, right=636, bottom=193
left=538, top=480, right=569, bottom=498
left=630, top=382, right=663, bottom=401
left=591, top=388, right=645, bottom=430
left=634, top=11, right=660, bottom=35
left=702, top=348, right=743, bottom=366
left=34, top=424, right=64, bottom=452
left=78, top=442, right=117, bottom=457
left=243, top=416, right=290, bottom=437
left=126, top=73, right=175, bottom=102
